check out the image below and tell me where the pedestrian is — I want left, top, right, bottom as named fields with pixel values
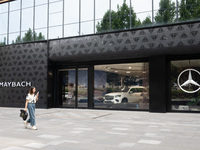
left=24, top=86, right=39, bottom=130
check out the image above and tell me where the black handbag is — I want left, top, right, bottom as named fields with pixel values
left=20, top=109, right=28, bottom=121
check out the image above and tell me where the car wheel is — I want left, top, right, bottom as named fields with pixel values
left=121, top=98, right=128, bottom=103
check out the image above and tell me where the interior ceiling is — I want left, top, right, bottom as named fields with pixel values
left=95, top=63, right=149, bottom=77
left=172, top=60, right=200, bottom=68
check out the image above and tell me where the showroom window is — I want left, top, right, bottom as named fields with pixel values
left=171, top=59, right=200, bottom=111
left=94, top=62, right=149, bottom=110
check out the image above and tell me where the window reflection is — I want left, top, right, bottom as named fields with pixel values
left=94, top=63, right=149, bottom=110
left=22, top=8, right=33, bottom=32
left=171, top=60, right=200, bottom=111
left=60, top=69, right=76, bottom=108
left=78, top=68, right=88, bottom=108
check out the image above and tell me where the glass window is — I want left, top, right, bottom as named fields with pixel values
left=49, top=1, right=62, bottom=39
left=35, top=0, right=48, bottom=6
left=9, top=10, right=20, bottom=33
left=0, top=3, right=8, bottom=13
left=0, top=13, right=8, bottom=35
left=133, top=0, right=152, bottom=27
left=59, top=69, right=76, bottom=108
left=35, top=4, right=47, bottom=30
left=111, top=0, right=129, bottom=30
left=0, top=35, right=7, bottom=45
left=9, top=32, right=20, bottom=44
left=49, top=26, right=62, bottom=39
left=10, top=0, right=20, bottom=11
left=81, top=0, right=94, bottom=35
left=95, top=0, right=109, bottom=33
left=22, top=0, right=33, bottom=8
left=171, top=59, right=200, bottom=111
left=64, top=24, right=79, bottom=37
left=94, top=63, right=149, bottom=110
left=22, top=8, right=33, bottom=32
left=35, top=29, right=46, bottom=41
left=64, top=0, right=79, bottom=37
left=78, top=68, right=88, bottom=108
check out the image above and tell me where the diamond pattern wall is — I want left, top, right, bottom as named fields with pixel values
left=0, top=42, right=48, bottom=108
left=49, top=22, right=200, bottom=62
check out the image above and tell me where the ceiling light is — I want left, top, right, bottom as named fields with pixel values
left=128, top=67, right=132, bottom=69
left=126, top=71, right=131, bottom=74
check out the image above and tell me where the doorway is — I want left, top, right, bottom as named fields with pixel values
left=59, top=68, right=88, bottom=108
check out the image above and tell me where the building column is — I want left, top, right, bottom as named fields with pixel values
left=88, top=65, right=94, bottom=109
left=149, top=56, right=169, bottom=112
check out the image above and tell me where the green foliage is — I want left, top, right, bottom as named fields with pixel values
left=142, top=16, right=152, bottom=26
left=155, top=0, right=176, bottom=23
left=187, top=98, right=200, bottom=106
left=96, top=0, right=141, bottom=33
left=179, top=0, right=200, bottom=21
left=14, top=28, right=45, bottom=43
left=0, top=37, right=6, bottom=46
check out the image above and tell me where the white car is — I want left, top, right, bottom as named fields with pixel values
left=104, top=86, right=148, bottom=104
left=65, top=92, right=72, bottom=100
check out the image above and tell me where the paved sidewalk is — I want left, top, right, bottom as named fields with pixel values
left=0, top=107, right=200, bottom=150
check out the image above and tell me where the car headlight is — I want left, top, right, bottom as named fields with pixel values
left=115, top=95, right=121, bottom=98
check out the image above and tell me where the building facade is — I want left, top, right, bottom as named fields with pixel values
left=0, top=21, right=200, bottom=112
left=0, top=0, right=200, bottom=113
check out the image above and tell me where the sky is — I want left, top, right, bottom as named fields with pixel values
left=0, top=0, right=179, bottom=43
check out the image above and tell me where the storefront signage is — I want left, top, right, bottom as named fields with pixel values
left=0, top=81, right=32, bottom=87
left=177, top=69, right=200, bottom=93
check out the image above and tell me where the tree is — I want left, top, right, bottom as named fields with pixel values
left=179, top=0, right=200, bottom=21
left=14, top=28, right=45, bottom=43
left=142, top=16, right=152, bottom=26
left=96, top=0, right=141, bottom=33
left=155, top=0, right=176, bottom=23
left=0, top=37, right=6, bottom=46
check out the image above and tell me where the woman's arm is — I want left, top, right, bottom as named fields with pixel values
left=24, top=99, right=28, bottom=111
left=36, top=92, right=39, bottom=101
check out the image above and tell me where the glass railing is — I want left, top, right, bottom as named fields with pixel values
left=1, top=0, right=200, bottom=45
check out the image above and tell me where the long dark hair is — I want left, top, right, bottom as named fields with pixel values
left=28, top=86, right=36, bottom=94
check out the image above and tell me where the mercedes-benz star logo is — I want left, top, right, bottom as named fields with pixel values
left=177, top=69, right=200, bottom=93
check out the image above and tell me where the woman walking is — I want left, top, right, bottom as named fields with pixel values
left=24, top=86, right=39, bottom=130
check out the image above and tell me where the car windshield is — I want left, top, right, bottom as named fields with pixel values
left=121, top=86, right=129, bottom=92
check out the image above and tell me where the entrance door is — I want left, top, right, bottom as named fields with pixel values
left=59, top=68, right=88, bottom=108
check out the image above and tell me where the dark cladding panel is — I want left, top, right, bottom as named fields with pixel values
left=149, top=56, right=168, bottom=112
left=0, top=42, right=48, bottom=108
left=49, top=22, right=200, bottom=62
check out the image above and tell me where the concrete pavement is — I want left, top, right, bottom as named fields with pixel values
left=0, top=107, right=200, bottom=150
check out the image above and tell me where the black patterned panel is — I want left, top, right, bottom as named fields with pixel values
left=0, top=42, right=48, bottom=108
left=49, top=22, right=200, bottom=62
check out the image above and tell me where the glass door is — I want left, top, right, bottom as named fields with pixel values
left=78, top=68, right=88, bottom=108
left=59, top=69, right=76, bottom=108
left=59, top=68, right=88, bottom=108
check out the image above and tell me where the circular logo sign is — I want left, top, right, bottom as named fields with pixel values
left=177, top=69, right=200, bottom=93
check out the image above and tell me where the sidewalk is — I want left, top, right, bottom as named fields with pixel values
left=0, top=107, right=200, bottom=150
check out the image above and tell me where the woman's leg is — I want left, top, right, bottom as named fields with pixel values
left=27, top=103, right=36, bottom=126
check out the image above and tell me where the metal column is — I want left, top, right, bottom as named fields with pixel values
left=20, top=0, right=22, bottom=41
left=130, top=0, right=132, bottom=29
left=47, top=0, right=49, bottom=40
left=62, top=0, right=64, bottom=38
left=94, top=0, right=95, bottom=34
left=109, top=0, right=111, bottom=31
left=33, top=0, right=35, bottom=41
left=7, top=2, right=10, bottom=44
left=79, top=0, right=81, bottom=35
left=152, top=0, right=154, bottom=23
